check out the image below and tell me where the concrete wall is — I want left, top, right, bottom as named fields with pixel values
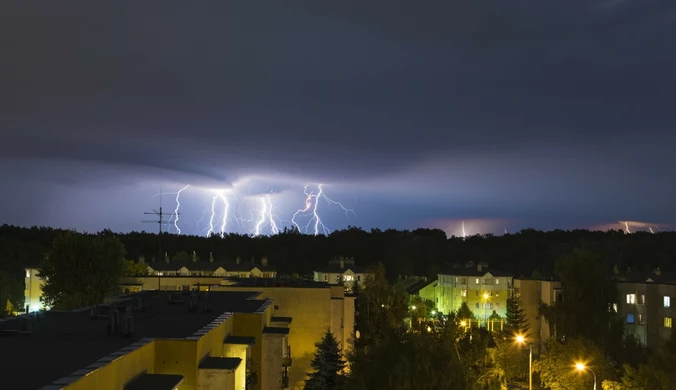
left=198, top=368, right=235, bottom=390
left=223, top=344, right=249, bottom=390
left=262, top=334, right=285, bottom=390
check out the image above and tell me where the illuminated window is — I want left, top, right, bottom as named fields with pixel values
left=612, top=303, right=618, bottom=313
left=495, top=279, right=500, bottom=285
left=640, top=295, right=645, bottom=305
left=475, top=278, right=480, bottom=285
left=25, top=270, right=30, bottom=278
left=639, top=314, right=645, bottom=324
left=461, top=290, right=467, bottom=297
left=344, top=275, right=354, bottom=281
left=627, top=294, right=636, bottom=304
left=626, top=314, right=635, bottom=324
left=665, top=317, right=672, bottom=328
left=665, top=296, right=671, bottom=308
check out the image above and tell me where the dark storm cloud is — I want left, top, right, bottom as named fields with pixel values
left=1, top=0, right=676, bottom=231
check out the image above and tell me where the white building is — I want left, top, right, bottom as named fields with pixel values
left=313, top=257, right=369, bottom=290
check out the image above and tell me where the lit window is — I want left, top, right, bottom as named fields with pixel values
left=640, top=295, right=645, bottom=305
left=627, top=294, right=636, bottom=304
left=612, top=303, right=618, bottom=313
left=639, top=314, right=645, bottom=324
left=461, top=290, right=467, bottom=297
left=25, top=270, right=30, bottom=278
left=665, top=296, right=671, bottom=308
left=475, top=278, right=480, bottom=285
left=344, top=275, right=354, bottom=281
left=665, top=317, right=672, bottom=328
left=626, top=314, right=635, bottom=324
left=495, top=279, right=500, bottom=285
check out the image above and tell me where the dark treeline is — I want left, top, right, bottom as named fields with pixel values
left=2, top=224, right=676, bottom=280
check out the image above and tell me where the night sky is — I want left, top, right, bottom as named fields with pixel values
left=2, top=1, right=676, bottom=237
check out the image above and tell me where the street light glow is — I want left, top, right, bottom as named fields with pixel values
left=516, top=335, right=525, bottom=343
left=483, top=293, right=489, bottom=299
left=575, top=362, right=586, bottom=371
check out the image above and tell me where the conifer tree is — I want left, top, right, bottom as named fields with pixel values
left=505, top=292, right=529, bottom=336
left=304, top=329, right=346, bottom=390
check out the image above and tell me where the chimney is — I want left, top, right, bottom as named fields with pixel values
left=236, top=256, right=241, bottom=265
left=261, top=257, right=268, bottom=266
left=654, top=267, right=661, bottom=276
left=165, top=252, right=169, bottom=264
left=138, top=255, right=145, bottom=265
left=477, top=263, right=483, bottom=272
left=209, top=252, right=214, bottom=263
left=192, top=251, right=197, bottom=263
left=339, top=259, right=345, bottom=269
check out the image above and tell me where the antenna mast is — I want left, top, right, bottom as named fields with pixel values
left=142, top=171, right=178, bottom=257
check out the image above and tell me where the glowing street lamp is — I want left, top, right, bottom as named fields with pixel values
left=482, top=292, right=490, bottom=328
left=575, top=362, right=597, bottom=390
left=515, top=334, right=532, bottom=390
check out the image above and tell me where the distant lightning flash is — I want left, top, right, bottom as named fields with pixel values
left=254, top=195, right=280, bottom=236
left=649, top=227, right=655, bottom=234
left=172, top=185, right=190, bottom=234
left=461, top=221, right=467, bottom=238
left=624, top=221, right=631, bottom=234
left=291, top=184, right=355, bottom=235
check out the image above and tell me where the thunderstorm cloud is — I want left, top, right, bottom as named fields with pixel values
left=1, top=0, right=675, bottom=235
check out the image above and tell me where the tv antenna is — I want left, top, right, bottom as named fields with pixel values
left=142, top=171, right=178, bottom=256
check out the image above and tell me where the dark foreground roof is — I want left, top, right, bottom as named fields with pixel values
left=224, top=335, right=256, bottom=345
left=198, top=357, right=242, bottom=370
left=264, top=326, right=290, bottom=335
left=125, top=374, right=184, bottom=390
left=1, top=290, right=267, bottom=390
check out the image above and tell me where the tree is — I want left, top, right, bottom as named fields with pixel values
left=456, top=302, right=475, bottom=322
left=505, top=292, right=529, bottom=336
left=124, top=259, right=148, bottom=276
left=39, top=231, right=126, bottom=310
left=0, top=269, right=23, bottom=317
left=534, top=338, right=617, bottom=390
left=305, top=329, right=345, bottom=390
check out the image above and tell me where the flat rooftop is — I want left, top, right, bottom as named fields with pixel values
left=0, top=290, right=269, bottom=390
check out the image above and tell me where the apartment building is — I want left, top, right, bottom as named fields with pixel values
left=436, top=262, right=514, bottom=321
left=616, top=268, right=676, bottom=350
left=119, top=276, right=354, bottom=389
left=1, top=290, right=291, bottom=390
left=513, top=278, right=562, bottom=352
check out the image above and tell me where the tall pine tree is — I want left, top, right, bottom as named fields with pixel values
left=304, top=329, right=345, bottom=390
left=505, top=292, right=529, bottom=336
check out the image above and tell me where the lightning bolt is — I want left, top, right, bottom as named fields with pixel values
left=462, top=221, right=467, bottom=238
left=207, top=190, right=230, bottom=238
left=624, top=221, right=631, bottom=234
left=649, top=226, right=655, bottom=234
left=172, top=185, right=190, bottom=234
left=291, top=184, right=355, bottom=235
left=254, top=195, right=280, bottom=236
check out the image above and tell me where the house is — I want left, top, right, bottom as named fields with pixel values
left=313, top=257, right=369, bottom=290
left=436, top=261, right=513, bottom=323
left=397, top=276, right=438, bottom=306
left=146, top=255, right=277, bottom=278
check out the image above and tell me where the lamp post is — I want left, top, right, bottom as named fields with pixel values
left=483, top=292, right=489, bottom=328
left=515, top=335, right=532, bottom=390
left=575, top=362, right=597, bottom=390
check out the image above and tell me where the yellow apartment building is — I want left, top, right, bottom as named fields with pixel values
left=513, top=278, right=562, bottom=352
left=2, top=290, right=292, bottom=390
left=436, top=262, right=514, bottom=324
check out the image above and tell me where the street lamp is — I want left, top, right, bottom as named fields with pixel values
left=575, top=362, right=597, bottom=390
left=515, top=334, right=532, bottom=390
left=483, top=293, right=489, bottom=328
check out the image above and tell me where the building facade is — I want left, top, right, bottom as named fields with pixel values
left=436, top=262, right=513, bottom=322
